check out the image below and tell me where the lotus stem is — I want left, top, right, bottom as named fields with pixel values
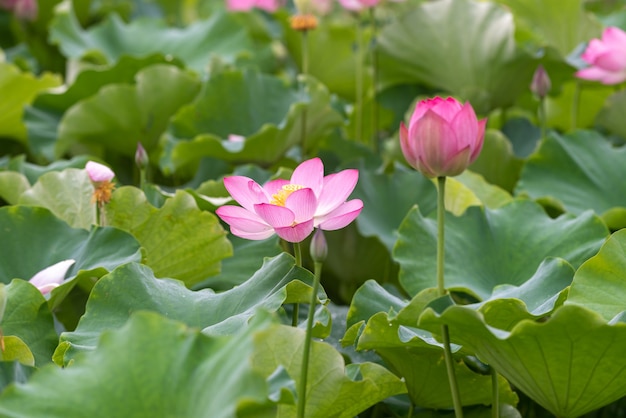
left=297, top=259, right=322, bottom=418
left=300, top=30, right=309, bottom=156
left=571, top=81, right=581, bottom=131
left=355, top=15, right=364, bottom=144
left=538, top=97, right=547, bottom=141
left=369, top=7, right=379, bottom=153
left=292, top=242, right=303, bottom=327
left=437, top=176, right=463, bottom=418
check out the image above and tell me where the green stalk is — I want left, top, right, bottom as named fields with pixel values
left=492, top=367, right=500, bottom=418
left=437, top=176, right=463, bottom=418
left=297, top=259, right=322, bottom=418
left=369, top=7, right=379, bottom=153
left=292, top=242, right=302, bottom=327
left=300, top=30, right=309, bottom=156
left=538, top=97, right=547, bottom=141
left=571, top=81, right=581, bottom=131
left=354, top=15, right=364, bottom=144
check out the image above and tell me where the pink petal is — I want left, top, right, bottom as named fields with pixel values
left=602, top=27, right=626, bottom=51
left=291, top=158, right=324, bottom=197
left=469, top=118, right=487, bottom=163
left=29, top=259, right=76, bottom=294
left=316, top=169, right=359, bottom=216
left=581, top=39, right=608, bottom=63
left=400, top=122, right=419, bottom=169
left=263, top=178, right=290, bottom=197
left=450, top=102, right=479, bottom=151
left=410, top=109, right=458, bottom=177
left=275, top=219, right=315, bottom=243
left=284, top=188, right=317, bottom=223
left=86, top=161, right=115, bottom=182
left=254, top=203, right=295, bottom=228
left=223, top=176, right=268, bottom=212
left=216, top=205, right=271, bottom=233
left=592, top=51, right=626, bottom=72
left=576, top=67, right=626, bottom=84
left=440, top=147, right=473, bottom=177
left=254, top=0, right=280, bottom=12
left=226, top=0, right=256, bottom=10
left=338, top=0, right=365, bottom=10
left=317, top=199, right=363, bottom=230
left=230, top=226, right=276, bottom=240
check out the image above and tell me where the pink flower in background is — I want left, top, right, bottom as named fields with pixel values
left=86, top=161, right=115, bottom=183
left=0, top=0, right=37, bottom=20
left=311, top=0, right=332, bottom=14
left=29, top=259, right=75, bottom=295
left=530, top=64, right=551, bottom=98
left=226, top=0, right=281, bottom=12
left=216, top=157, right=363, bottom=243
left=576, top=26, right=626, bottom=85
left=400, top=97, right=486, bottom=178
left=337, top=0, right=379, bottom=11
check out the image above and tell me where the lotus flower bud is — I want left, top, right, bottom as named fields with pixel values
left=135, top=142, right=149, bottom=169
left=29, top=259, right=76, bottom=295
left=309, top=229, right=327, bottom=263
left=530, top=65, right=551, bottom=98
left=399, top=97, right=486, bottom=178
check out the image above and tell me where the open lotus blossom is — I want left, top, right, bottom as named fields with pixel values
left=576, top=26, right=626, bottom=85
left=29, top=259, right=76, bottom=295
left=400, top=96, right=486, bottom=178
left=86, top=161, right=116, bottom=206
left=216, top=158, right=363, bottom=243
left=226, top=0, right=281, bottom=12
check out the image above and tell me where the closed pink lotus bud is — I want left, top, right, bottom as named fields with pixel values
left=530, top=64, right=551, bottom=98
left=135, top=142, right=149, bottom=169
left=576, top=27, right=626, bottom=85
left=399, top=97, right=486, bottom=178
left=13, top=0, right=37, bottom=20
left=310, top=229, right=327, bottom=262
left=86, top=161, right=115, bottom=183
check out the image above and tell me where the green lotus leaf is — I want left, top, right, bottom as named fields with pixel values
left=24, top=55, right=179, bottom=162
left=516, top=131, right=626, bottom=229
left=19, top=168, right=95, bottom=229
left=1, top=280, right=57, bottom=367
left=251, top=324, right=406, bottom=418
left=351, top=163, right=436, bottom=252
left=595, top=89, right=626, bottom=142
left=444, top=170, right=513, bottom=216
left=56, top=64, right=201, bottom=159
left=0, top=336, right=35, bottom=366
left=55, top=255, right=325, bottom=364
left=394, top=199, right=607, bottom=299
left=104, top=187, right=231, bottom=286
left=377, top=0, right=534, bottom=114
left=49, top=6, right=270, bottom=73
left=567, top=229, right=626, bottom=321
left=419, top=304, right=626, bottom=417
left=468, top=130, right=524, bottom=193
left=0, top=171, right=30, bottom=205
left=160, top=70, right=342, bottom=176
left=0, top=361, right=36, bottom=393
left=493, top=0, right=601, bottom=58
left=0, top=205, right=143, bottom=303
left=545, top=81, right=613, bottom=132
left=0, top=311, right=277, bottom=418
left=0, top=63, right=60, bottom=145
left=0, top=155, right=90, bottom=184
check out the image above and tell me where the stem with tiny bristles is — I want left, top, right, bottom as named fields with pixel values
left=297, top=259, right=322, bottom=418
left=437, top=176, right=463, bottom=418
left=292, top=242, right=302, bottom=327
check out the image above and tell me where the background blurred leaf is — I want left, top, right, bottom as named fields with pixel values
left=0, top=311, right=277, bottom=418
left=105, top=187, right=231, bottom=285
left=377, top=0, right=535, bottom=114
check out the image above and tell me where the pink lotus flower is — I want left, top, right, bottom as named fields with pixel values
left=226, top=0, right=281, bottom=12
left=0, top=0, right=37, bottom=21
left=216, top=158, right=363, bottom=243
left=576, top=27, right=626, bottom=85
left=530, top=64, right=551, bottom=98
left=337, top=0, right=379, bottom=11
left=400, top=97, right=486, bottom=178
left=29, top=259, right=75, bottom=295
left=86, top=161, right=115, bottom=182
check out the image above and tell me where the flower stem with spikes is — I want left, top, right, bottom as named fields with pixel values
left=297, top=259, right=322, bottom=418
left=437, top=176, right=463, bottom=418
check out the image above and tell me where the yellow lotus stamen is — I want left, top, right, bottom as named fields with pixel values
left=91, top=180, right=115, bottom=206
left=270, top=184, right=304, bottom=206
left=290, top=14, right=318, bottom=31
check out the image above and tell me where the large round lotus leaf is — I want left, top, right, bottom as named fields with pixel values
left=55, top=255, right=323, bottom=364
left=394, top=199, right=607, bottom=299
left=56, top=64, right=201, bottom=158
left=0, top=311, right=276, bottom=418
left=49, top=7, right=270, bottom=73
left=161, top=70, right=342, bottom=175
left=0, top=63, right=60, bottom=144
left=2, top=280, right=57, bottom=367
left=376, top=0, right=534, bottom=114
left=251, top=324, right=406, bottom=418
left=0, top=206, right=142, bottom=286
left=104, top=187, right=232, bottom=286
left=19, top=168, right=95, bottom=229
left=468, top=130, right=524, bottom=193
left=568, top=229, right=626, bottom=321
left=0, top=171, right=30, bottom=205
left=24, top=55, right=178, bottom=162
left=419, top=304, right=626, bottom=417
left=492, top=0, right=601, bottom=58
left=516, top=131, right=626, bottom=229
